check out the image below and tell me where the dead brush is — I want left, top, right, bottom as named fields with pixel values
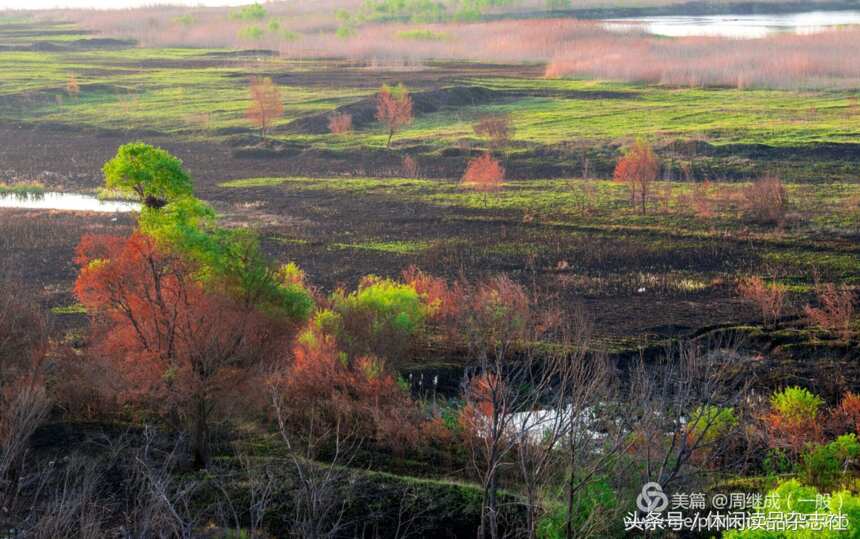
left=804, top=283, right=857, bottom=340
left=743, top=176, right=788, bottom=226
left=737, top=275, right=787, bottom=328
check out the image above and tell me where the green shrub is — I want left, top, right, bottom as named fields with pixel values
left=232, top=3, right=267, bottom=21
left=771, top=386, right=824, bottom=423
left=723, top=479, right=860, bottom=538
left=800, top=434, right=860, bottom=491
left=331, top=276, right=427, bottom=360
left=238, top=26, right=264, bottom=41
left=762, top=447, right=794, bottom=476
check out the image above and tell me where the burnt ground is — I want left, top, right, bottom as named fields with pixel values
left=0, top=123, right=756, bottom=345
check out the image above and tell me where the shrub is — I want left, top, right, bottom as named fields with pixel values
left=832, top=392, right=860, bottom=435
left=66, top=73, right=80, bottom=98
left=744, top=175, right=787, bottom=226
left=765, top=386, right=824, bottom=456
left=401, top=155, right=419, bottom=178
left=799, top=434, right=860, bottom=491
left=330, top=276, right=428, bottom=362
left=328, top=112, right=353, bottom=134
left=771, top=386, right=824, bottom=423
left=737, top=275, right=786, bottom=328
left=272, top=325, right=424, bottom=455
left=238, top=26, right=264, bottom=41
left=461, top=153, right=505, bottom=198
left=724, top=480, right=860, bottom=539
left=804, top=283, right=856, bottom=340
left=473, top=114, right=514, bottom=149
left=232, top=3, right=267, bottom=21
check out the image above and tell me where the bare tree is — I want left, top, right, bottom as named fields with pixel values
left=271, top=384, right=359, bottom=539
left=627, top=333, right=750, bottom=493
left=459, top=275, right=565, bottom=539
left=122, top=427, right=202, bottom=538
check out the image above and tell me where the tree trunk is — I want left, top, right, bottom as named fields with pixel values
left=192, top=394, right=210, bottom=469
left=565, top=431, right=576, bottom=539
left=387, top=129, right=394, bottom=149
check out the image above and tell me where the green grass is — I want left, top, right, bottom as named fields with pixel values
left=50, top=303, right=86, bottom=315
left=3, top=19, right=860, bottom=169
left=219, top=177, right=291, bottom=188
left=333, top=240, right=430, bottom=255
left=0, top=181, right=45, bottom=195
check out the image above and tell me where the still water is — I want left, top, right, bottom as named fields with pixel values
left=603, top=10, right=860, bottom=38
left=0, top=192, right=140, bottom=213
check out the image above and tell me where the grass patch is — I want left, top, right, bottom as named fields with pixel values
left=0, top=181, right=45, bottom=195
left=50, top=303, right=86, bottom=315
left=333, top=240, right=430, bottom=255
left=396, top=29, right=448, bottom=41
left=219, top=177, right=291, bottom=188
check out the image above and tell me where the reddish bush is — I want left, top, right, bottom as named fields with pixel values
left=762, top=386, right=824, bottom=457
left=247, top=76, right=284, bottom=137
left=376, top=83, right=413, bottom=148
left=832, top=392, right=860, bottom=435
left=328, top=111, right=352, bottom=134
left=401, top=155, right=419, bottom=178
left=66, top=73, right=80, bottom=98
left=473, top=114, right=514, bottom=149
left=614, top=140, right=659, bottom=215
left=744, top=176, right=788, bottom=226
left=737, top=276, right=786, bottom=328
left=461, top=153, right=505, bottom=197
left=804, top=283, right=856, bottom=340
left=74, top=232, right=283, bottom=467
left=272, top=326, right=424, bottom=454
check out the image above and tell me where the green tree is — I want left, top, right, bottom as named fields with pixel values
left=103, top=142, right=192, bottom=209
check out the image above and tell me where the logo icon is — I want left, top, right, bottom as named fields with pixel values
left=636, top=482, right=669, bottom=513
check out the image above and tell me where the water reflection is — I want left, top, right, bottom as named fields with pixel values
left=603, top=10, right=860, bottom=38
left=0, top=192, right=140, bottom=213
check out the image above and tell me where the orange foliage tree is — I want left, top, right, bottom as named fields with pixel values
left=461, top=153, right=505, bottom=205
left=74, top=232, right=286, bottom=468
left=247, top=76, right=284, bottom=137
left=614, top=140, right=660, bottom=215
left=376, top=83, right=413, bottom=148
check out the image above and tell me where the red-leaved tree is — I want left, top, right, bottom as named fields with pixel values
left=376, top=83, right=413, bottom=148
left=462, top=153, right=505, bottom=206
left=74, top=232, right=285, bottom=468
left=614, top=140, right=659, bottom=215
left=247, top=76, right=284, bottom=137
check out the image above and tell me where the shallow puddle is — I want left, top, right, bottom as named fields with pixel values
left=0, top=192, right=140, bottom=213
